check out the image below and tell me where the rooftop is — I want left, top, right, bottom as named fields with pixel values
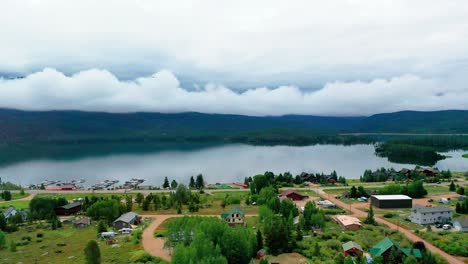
left=342, top=241, right=363, bottom=252
left=335, top=215, right=361, bottom=226
left=221, top=207, right=245, bottom=219
left=372, top=195, right=412, bottom=200
left=114, top=211, right=139, bottom=223
left=59, top=201, right=82, bottom=210
left=412, top=204, right=452, bottom=213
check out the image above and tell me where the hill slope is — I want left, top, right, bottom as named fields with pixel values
left=0, top=109, right=466, bottom=144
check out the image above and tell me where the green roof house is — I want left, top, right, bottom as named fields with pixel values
left=370, top=237, right=422, bottom=262
left=221, top=207, right=245, bottom=226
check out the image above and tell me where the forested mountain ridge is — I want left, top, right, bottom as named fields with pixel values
left=0, top=108, right=466, bottom=145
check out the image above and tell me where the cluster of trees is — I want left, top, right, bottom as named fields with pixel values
left=360, top=168, right=398, bottom=182
left=375, top=143, right=445, bottom=166
left=378, top=181, right=427, bottom=198
left=137, top=184, right=202, bottom=213
left=86, top=198, right=127, bottom=225
left=167, top=216, right=257, bottom=264
left=348, top=186, right=368, bottom=198
left=455, top=199, right=468, bottom=214
left=0, top=180, right=22, bottom=190
left=162, top=175, right=205, bottom=191
left=0, top=190, right=12, bottom=201
left=29, top=197, right=68, bottom=220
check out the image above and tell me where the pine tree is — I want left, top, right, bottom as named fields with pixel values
left=256, top=230, right=263, bottom=250
left=196, top=174, right=204, bottom=190
left=0, top=214, right=6, bottom=231
left=97, top=221, right=107, bottom=234
left=171, top=180, right=178, bottom=190
left=449, top=181, right=456, bottom=191
left=125, top=195, right=133, bottom=212
left=189, top=176, right=195, bottom=188
left=163, top=177, right=170, bottom=189
left=84, top=240, right=101, bottom=264
left=364, top=205, right=376, bottom=225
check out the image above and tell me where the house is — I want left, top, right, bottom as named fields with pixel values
left=334, top=215, right=362, bottom=231
left=342, top=241, right=363, bottom=257
left=300, top=172, right=317, bottom=183
left=54, top=201, right=82, bottom=216
left=221, top=207, right=245, bottom=226
left=370, top=237, right=422, bottom=262
left=113, top=212, right=141, bottom=230
left=410, top=205, right=452, bottom=225
left=415, top=168, right=439, bottom=177
left=279, top=190, right=308, bottom=201
left=73, top=217, right=91, bottom=228
left=453, top=218, right=468, bottom=232
left=370, top=195, right=412, bottom=208
left=3, top=205, right=28, bottom=222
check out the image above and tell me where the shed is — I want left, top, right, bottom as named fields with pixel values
left=113, top=212, right=141, bottom=230
left=342, top=241, right=363, bottom=257
left=370, top=195, right=412, bottom=208
left=73, top=217, right=91, bottom=228
left=335, top=215, right=362, bottom=231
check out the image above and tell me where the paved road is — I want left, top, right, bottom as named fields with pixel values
left=316, top=189, right=465, bottom=264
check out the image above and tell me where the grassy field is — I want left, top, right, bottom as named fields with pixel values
left=0, top=200, right=30, bottom=210
left=420, top=230, right=468, bottom=257
left=0, top=192, right=29, bottom=202
left=1, top=223, right=143, bottom=264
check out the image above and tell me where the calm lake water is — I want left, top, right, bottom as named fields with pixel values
left=0, top=144, right=466, bottom=186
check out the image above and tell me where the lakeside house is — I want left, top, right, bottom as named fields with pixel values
left=342, top=241, right=363, bottom=257
left=221, top=207, right=245, bottom=226
left=334, top=215, right=362, bottom=231
left=370, top=237, right=422, bottom=262
left=54, top=201, right=82, bottom=216
left=279, top=190, right=308, bottom=201
left=410, top=204, right=452, bottom=225
left=453, top=218, right=468, bottom=232
left=113, top=212, right=141, bottom=230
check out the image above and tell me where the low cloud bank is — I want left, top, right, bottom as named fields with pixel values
left=0, top=68, right=466, bottom=116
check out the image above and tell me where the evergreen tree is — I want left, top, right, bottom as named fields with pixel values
left=171, top=180, right=178, bottom=190
left=97, top=221, right=107, bottom=234
left=125, top=195, right=133, bottom=212
left=364, top=205, right=376, bottom=225
left=350, top=186, right=357, bottom=198
left=135, top=193, right=144, bottom=206
left=256, top=230, right=263, bottom=250
left=189, top=176, right=196, bottom=188
left=84, top=240, right=101, bottom=264
left=196, top=174, right=204, bottom=190
left=163, top=177, right=170, bottom=189
left=449, top=181, right=456, bottom=191
left=457, top=187, right=465, bottom=195
left=1, top=191, right=11, bottom=201
left=153, top=195, right=161, bottom=210
left=0, top=214, right=6, bottom=231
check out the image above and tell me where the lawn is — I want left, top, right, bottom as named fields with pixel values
left=1, top=222, right=142, bottom=263
left=424, top=185, right=450, bottom=195
left=0, top=200, right=30, bottom=210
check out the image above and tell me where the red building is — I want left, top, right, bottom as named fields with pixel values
left=342, top=241, right=363, bottom=257
left=45, top=185, right=76, bottom=191
left=54, top=202, right=82, bottom=216
left=279, top=190, right=308, bottom=201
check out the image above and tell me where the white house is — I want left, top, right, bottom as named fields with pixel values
left=410, top=204, right=452, bottom=225
left=453, top=219, right=468, bottom=232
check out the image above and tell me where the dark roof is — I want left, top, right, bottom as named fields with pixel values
left=114, top=212, right=139, bottom=224
left=280, top=190, right=307, bottom=198
left=59, top=202, right=82, bottom=210
left=412, top=204, right=452, bottom=213
left=342, top=241, right=363, bottom=252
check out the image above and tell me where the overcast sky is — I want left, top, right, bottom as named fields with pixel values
left=1, top=0, right=467, bottom=116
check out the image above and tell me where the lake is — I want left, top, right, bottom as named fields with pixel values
left=0, top=144, right=466, bottom=186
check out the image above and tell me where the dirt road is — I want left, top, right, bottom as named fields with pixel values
left=317, top=189, right=464, bottom=264
left=0, top=193, right=36, bottom=204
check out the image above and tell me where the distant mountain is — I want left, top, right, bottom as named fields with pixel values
left=355, top=110, right=468, bottom=133
left=0, top=109, right=466, bottom=145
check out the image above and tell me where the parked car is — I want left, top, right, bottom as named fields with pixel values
left=442, top=224, right=451, bottom=230
left=428, top=199, right=433, bottom=202
left=435, top=223, right=443, bottom=228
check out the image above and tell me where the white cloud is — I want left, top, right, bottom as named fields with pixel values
left=0, top=68, right=466, bottom=116
left=1, top=0, right=468, bottom=86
